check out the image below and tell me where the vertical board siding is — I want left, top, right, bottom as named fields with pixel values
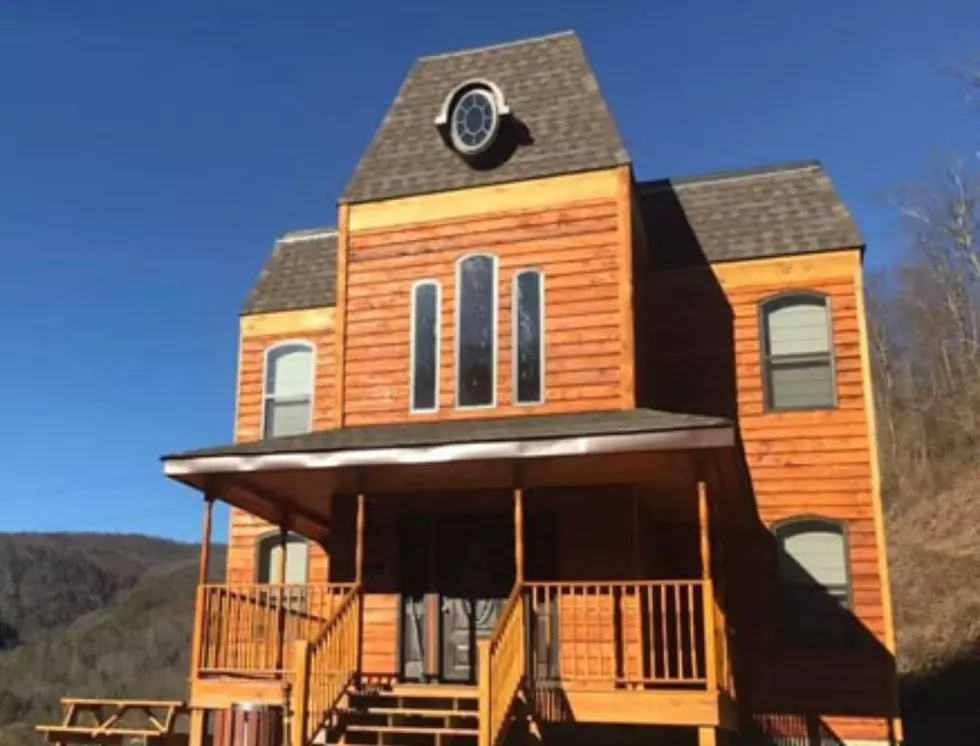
left=342, top=201, right=626, bottom=426
left=227, top=322, right=335, bottom=584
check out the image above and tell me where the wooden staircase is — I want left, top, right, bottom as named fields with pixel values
left=333, top=684, right=479, bottom=746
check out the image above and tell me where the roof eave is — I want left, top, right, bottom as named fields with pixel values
left=162, top=425, right=735, bottom=478
left=339, top=160, right=631, bottom=206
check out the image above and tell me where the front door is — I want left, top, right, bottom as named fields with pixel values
left=437, top=513, right=512, bottom=682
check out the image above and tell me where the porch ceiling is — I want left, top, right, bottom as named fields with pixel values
left=162, top=409, right=734, bottom=536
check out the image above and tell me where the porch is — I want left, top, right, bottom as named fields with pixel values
left=163, top=409, right=740, bottom=746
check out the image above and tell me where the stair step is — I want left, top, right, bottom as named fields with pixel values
left=350, top=708, right=477, bottom=719
left=387, top=684, right=477, bottom=699
left=347, top=725, right=478, bottom=737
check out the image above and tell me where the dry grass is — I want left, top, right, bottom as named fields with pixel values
left=888, top=471, right=980, bottom=675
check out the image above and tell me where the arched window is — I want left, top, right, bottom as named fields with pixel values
left=256, top=532, right=310, bottom=584
left=513, top=269, right=545, bottom=404
left=455, top=254, right=498, bottom=408
left=760, top=293, right=836, bottom=411
left=410, top=280, right=441, bottom=413
left=773, top=518, right=852, bottom=648
left=263, top=342, right=314, bottom=438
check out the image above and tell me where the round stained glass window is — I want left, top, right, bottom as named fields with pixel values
left=450, top=87, right=499, bottom=155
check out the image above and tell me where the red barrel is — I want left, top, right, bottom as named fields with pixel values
left=213, top=704, right=284, bottom=746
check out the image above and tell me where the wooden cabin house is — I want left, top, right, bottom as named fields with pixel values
left=41, top=30, right=901, bottom=746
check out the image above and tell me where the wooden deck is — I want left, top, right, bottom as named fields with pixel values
left=182, top=576, right=735, bottom=745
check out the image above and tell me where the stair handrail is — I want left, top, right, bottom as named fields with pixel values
left=477, top=583, right=526, bottom=746
left=291, top=583, right=363, bottom=746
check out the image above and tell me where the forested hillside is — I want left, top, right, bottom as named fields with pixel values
left=0, top=535, right=225, bottom=746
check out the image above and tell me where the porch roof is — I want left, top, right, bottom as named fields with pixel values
left=164, top=408, right=731, bottom=470
left=162, top=409, right=733, bottom=540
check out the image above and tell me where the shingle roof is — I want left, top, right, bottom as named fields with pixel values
left=341, top=31, right=630, bottom=204
left=242, top=229, right=337, bottom=315
left=636, top=160, right=864, bottom=268
left=164, top=408, right=731, bottom=461
left=244, top=164, right=862, bottom=315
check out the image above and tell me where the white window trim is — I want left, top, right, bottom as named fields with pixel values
left=409, top=279, right=441, bottom=414
left=760, top=292, right=838, bottom=413
left=512, top=268, right=546, bottom=406
left=454, top=253, right=499, bottom=410
left=260, top=340, right=317, bottom=439
left=255, top=530, right=311, bottom=584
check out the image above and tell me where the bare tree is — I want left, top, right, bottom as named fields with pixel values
left=871, top=54, right=980, bottom=505
left=954, top=52, right=980, bottom=107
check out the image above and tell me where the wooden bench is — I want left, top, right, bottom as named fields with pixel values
left=36, top=699, right=188, bottom=745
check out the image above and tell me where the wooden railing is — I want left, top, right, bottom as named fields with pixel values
left=292, top=585, right=362, bottom=746
left=525, top=580, right=714, bottom=688
left=194, top=583, right=356, bottom=676
left=478, top=584, right=526, bottom=746
left=708, top=582, right=734, bottom=695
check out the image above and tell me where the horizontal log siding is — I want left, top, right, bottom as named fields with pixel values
left=722, top=263, right=885, bottom=644
left=227, top=323, right=336, bottom=584
left=342, top=201, right=626, bottom=426
left=645, top=250, right=892, bottom=741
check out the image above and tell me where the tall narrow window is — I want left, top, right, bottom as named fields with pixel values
left=263, top=342, right=314, bottom=438
left=761, top=294, right=836, bottom=411
left=411, top=280, right=440, bottom=413
left=514, top=269, right=544, bottom=404
left=456, top=254, right=497, bottom=408
left=774, top=518, right=852, bottom=648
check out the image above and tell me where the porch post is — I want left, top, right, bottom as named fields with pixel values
left=190, top=493, right=214, bottom=687
left=276, top=524, right=290, bottom=672
left=698, top=479, right=719, bottom=691
left=698, top=480, right=711, bottom=579
left=513, top=487, right=524, bottom=584
left=199, top=493, right=214, bottom=585
left=631, top=487, right=642, bottom=578
left=278, top=525, right=290, bottom=581
left=354, top=493, right=366, bottom=683
left=355, top=493, right=366, bottom=584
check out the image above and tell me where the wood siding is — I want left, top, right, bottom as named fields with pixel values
left=227, top=309, right=337, bottom=584
left=340, top=167, right=630, bottom=426
left=643, top=249, right=896, bottom=741
left=213, top=175, right=896, bottom=740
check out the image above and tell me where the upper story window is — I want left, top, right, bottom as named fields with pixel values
left=263, top=342, right=314, bottom=438
left=456, top=254, right=498, bottom=408
left=257, top=531, right=310, bottom=584
left=760, top=293, right=836, bottom=411
left=411, top=280, right=441, bottom=413
left=774, top=518, right=852, bottom=649
left=514, top=269, right=545, bottom=404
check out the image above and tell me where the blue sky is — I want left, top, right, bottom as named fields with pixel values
left=0, top=1, right=977, bottom=543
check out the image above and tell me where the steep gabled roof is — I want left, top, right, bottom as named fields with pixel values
left=636, top=160, right=864, bottom=267
left=341, top=31, right=630, bottom=204
left=242, top=228, right=337, bottom=315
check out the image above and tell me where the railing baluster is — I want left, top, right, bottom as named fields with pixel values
left=688, top=584, right=698, bottom=680
left=673, top=583, right=682, bottom=681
